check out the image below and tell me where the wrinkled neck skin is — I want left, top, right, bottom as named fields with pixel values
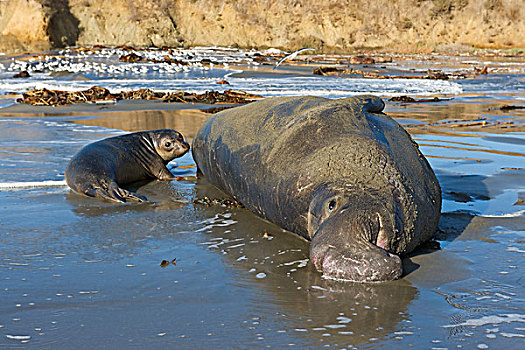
left=138, top=132, right=162, bottom=160
left=146, top=132, right=173, bottom=164
left=308, top=184, right=403, bottom=283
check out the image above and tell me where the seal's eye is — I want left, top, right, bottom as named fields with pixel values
left=328, top=199, right=337, bottom=212
left=164, top=141, right=172, bottom=148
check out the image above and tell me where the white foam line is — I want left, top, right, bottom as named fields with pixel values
left=481, top=210, right=525, bottom=218
left=6, top=334, right=31, bottom=341
left=0, top=180, right=68, bottom=189
left=443, top=313, right=525, bottom=328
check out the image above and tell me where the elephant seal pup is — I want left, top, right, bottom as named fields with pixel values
left=65, top=129, right=189, bottom=203
left=192, top=96, right=441, bottom=282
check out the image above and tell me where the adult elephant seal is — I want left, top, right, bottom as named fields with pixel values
left=65, top=129, right=189, bottom=203
left=192, top=96, right=441, bottom=282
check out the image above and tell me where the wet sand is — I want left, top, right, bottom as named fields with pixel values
left=0, top=54, right=524, bottom=349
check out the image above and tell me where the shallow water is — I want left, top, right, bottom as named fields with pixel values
left=0, top=48, right=524, bottom=349
left=1, top=47, right=524, bottom=99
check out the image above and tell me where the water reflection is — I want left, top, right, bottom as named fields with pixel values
left=386, top=99, right=525, bottom=133
left=193, top=178, right=417, bottom=347
left=70, top=108, right=211, bottom=139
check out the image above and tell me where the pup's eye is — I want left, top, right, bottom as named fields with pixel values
left=328, top=199, right=337, bottom=212
left=164, top=141, right=172, bottom=148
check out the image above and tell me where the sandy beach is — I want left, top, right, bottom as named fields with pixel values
left=0, top=47, right=523, bottom=348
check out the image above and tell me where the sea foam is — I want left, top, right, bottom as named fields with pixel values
left=0, top=180, right=68, bottom=189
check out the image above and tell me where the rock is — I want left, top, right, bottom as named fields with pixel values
left=119, top=53, right=146, bottom=62
left=313, top=67, right=344, bottom=76
left=349, top=56, right=375, bottom=64
left=13, top=71, right=30, bottom=78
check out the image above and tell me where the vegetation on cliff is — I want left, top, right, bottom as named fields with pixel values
left=0, top=0, right=523, bottom=54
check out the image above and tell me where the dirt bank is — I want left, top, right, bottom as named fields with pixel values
left=1, top=0, right=523, bottom=54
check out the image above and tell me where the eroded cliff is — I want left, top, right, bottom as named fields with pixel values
left=1, top=0, right=523, bottom=54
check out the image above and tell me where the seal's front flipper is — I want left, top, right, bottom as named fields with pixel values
left=156, top=166, right=176, bottom=181
left=87, top=185, right=147, bottom=203
left=334, top=96, right=385, bottom=115
left=87, top=187, right=126, bottom=203
left=113, top=185, right=147, bottom=202
left=357, top=95, right=385, bottom=113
